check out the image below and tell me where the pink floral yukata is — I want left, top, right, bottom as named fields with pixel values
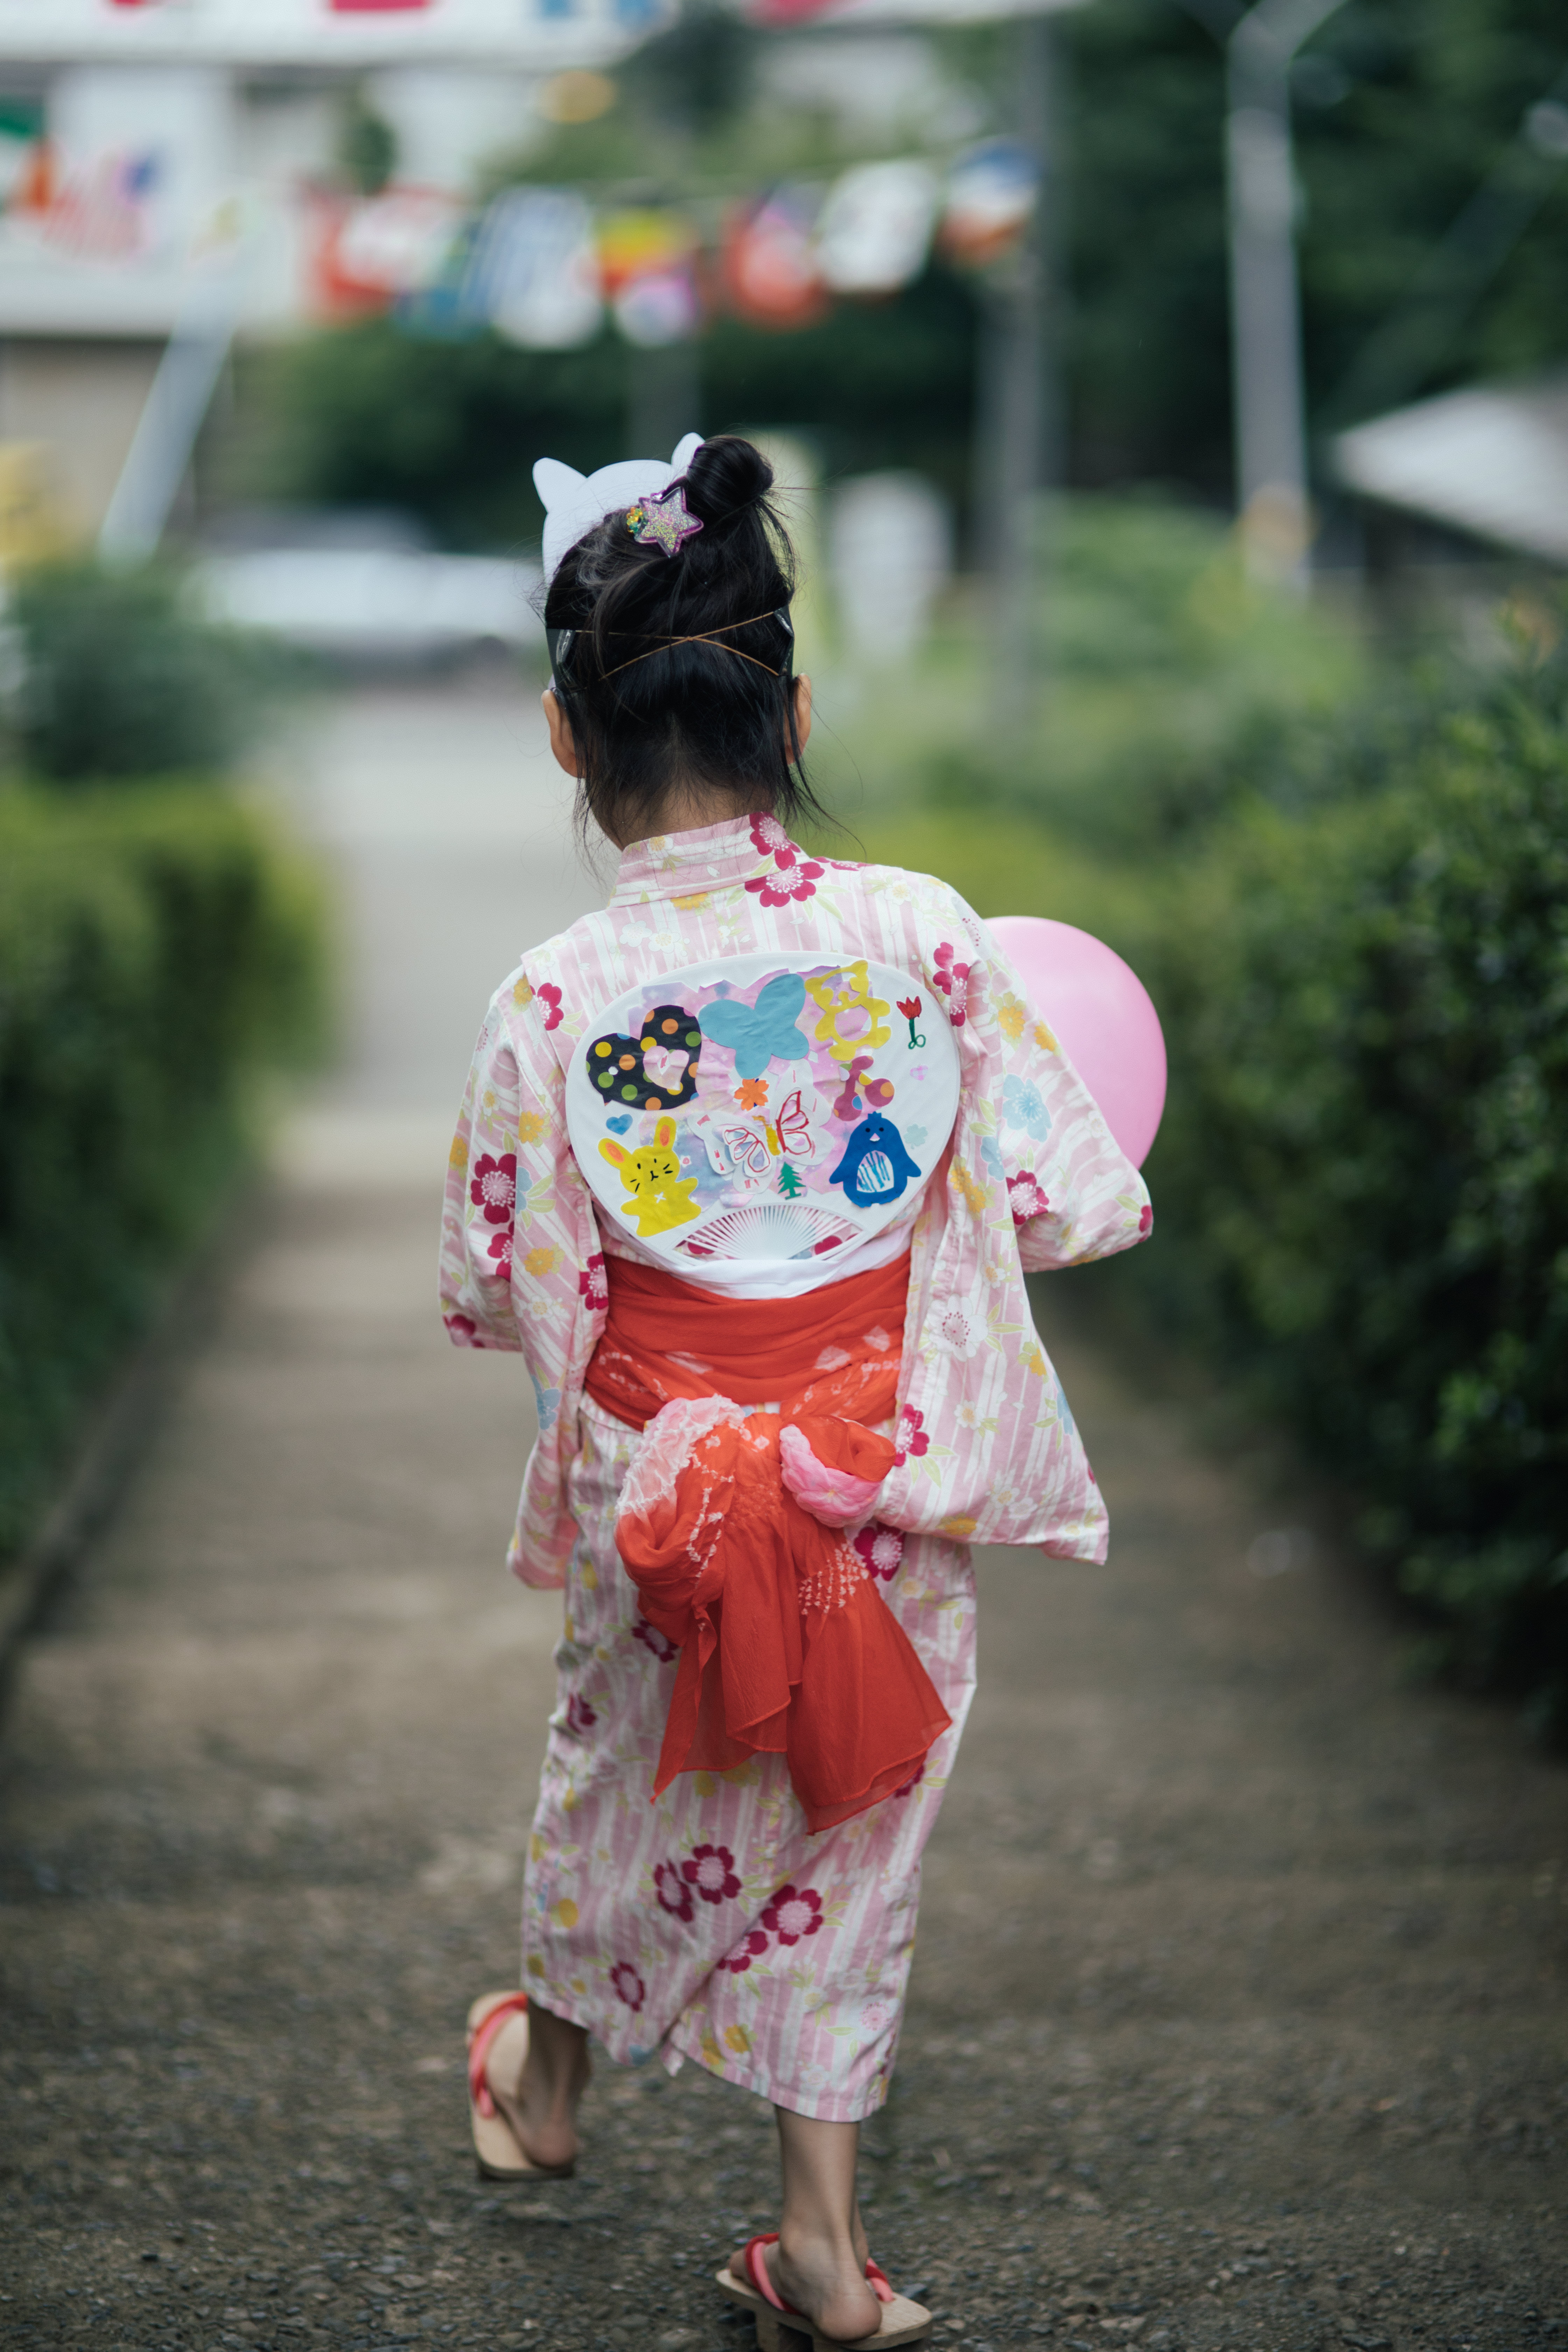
left=439, top=813, right=1151, bottom=2121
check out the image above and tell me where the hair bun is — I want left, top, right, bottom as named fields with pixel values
left=684, top=434, right=774, bottom=526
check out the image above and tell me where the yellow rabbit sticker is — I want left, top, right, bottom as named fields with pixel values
left=598, top=1115, right=700, bottom=1237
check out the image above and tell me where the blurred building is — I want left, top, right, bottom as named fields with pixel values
left=1334, top=377, right=1568, bottom=582
left=0, top=0, right=664, bottom=539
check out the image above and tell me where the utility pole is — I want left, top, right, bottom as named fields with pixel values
left=989, top=7, right=1056, bottom=728
left=1223, top=0, right=1348, bottom=589
left=99, top=234, right=252, bottom=567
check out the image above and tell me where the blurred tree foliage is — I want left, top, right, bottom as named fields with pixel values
left=815, top=492, right=1370, bottom=845
left=242, top=274, right=978, bottom=552
left=1063, top=0, right=1568, bottom=489
left=238, top=0, right=1568, bottom=545
left=6, top=562, right=284, bottom=784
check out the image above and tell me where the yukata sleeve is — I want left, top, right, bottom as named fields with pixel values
left=438, top=975, right=579, bottom=1354
left=975, top=923, right=1153, bottom=1275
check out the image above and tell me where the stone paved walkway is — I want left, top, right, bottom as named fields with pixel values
left=2, top=678, right=1566, bottom=2352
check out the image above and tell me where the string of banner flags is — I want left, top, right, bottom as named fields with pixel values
left=312, top=139, right=1038, bottom=348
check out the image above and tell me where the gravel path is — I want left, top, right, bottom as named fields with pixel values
left=3, top=681, right=1566, bottom=2352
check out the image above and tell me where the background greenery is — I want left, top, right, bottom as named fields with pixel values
left=227, top=0, right=1568, bottom=547
left=0, top=785, right=327, bottom=1566
left=4, top=559, right=288, bottom=784
left=838, top=508, right=1568, bottom=1733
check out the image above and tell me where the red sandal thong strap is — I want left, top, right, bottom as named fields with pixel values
left=467, top=1991, right=529, bottom=2120
left=744, top=2234, right=798, bottom=2315
left=865, top=2258, right=896, bottom=2305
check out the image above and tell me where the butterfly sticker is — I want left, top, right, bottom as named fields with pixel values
left=719, top=1089, right=817, bottom=1188
left=698, top=972, right=810, bottom=1081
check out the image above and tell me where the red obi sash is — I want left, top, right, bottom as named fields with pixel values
left=583, top=1255, right=952, bottom=1834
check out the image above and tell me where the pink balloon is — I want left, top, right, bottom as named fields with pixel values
left=988, top=916, right=1167, bottom=1168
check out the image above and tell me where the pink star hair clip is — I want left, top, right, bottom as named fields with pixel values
left=626, top=483, right=703, bottom=558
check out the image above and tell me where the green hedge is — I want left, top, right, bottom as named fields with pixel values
left=861, top=634, right=1568, bottom=1732
left=6, top=560, right=287, bottom=783
left=1140, top=665, right=1568, bottom=1726
left=0, top=786, right=327, bottom=1560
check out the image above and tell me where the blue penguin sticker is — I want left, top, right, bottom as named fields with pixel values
left=827, top=1112, right=922, bottom=1207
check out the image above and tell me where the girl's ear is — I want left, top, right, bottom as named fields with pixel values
left=790, top=674, right=813, bottom=757
left=543, top=687, right=580, bottom=780
left=599, top=1136, right=629, bottom=1168
left=654, top=1116, right=676, bottom=1148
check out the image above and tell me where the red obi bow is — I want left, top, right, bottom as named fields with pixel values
left=584, top=1256, right=951, bottom=1833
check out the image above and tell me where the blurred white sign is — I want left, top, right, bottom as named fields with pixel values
left=829, top=471, right=952, bottom=664
left=469, top=186, right=602, bottom=348
left=816, top=158, right=938, bottom=294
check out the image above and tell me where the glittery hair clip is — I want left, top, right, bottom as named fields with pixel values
left=626, top=483, right=703, bottom=558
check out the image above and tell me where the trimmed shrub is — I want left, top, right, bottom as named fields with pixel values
left=4, top=561, right=281, bottom=783
left=861, top=632, right=1568, bottom=1728
left=0, top=786, right=327, bottom=1558
left=1139, top=662, right=1568, bottom=1723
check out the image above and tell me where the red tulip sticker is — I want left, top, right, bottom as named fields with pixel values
left=897, top=995, right=925, bottom=1048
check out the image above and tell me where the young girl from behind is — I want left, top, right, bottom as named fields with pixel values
left=440, top=434, right=1151, bottom=2348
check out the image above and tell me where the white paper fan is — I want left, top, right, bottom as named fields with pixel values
left=676, top=1202, right=861, bottom=1264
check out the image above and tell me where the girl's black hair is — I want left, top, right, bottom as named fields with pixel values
left=541, top=434, right=832, bottom=849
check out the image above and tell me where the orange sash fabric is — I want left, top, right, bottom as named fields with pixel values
left=583, top=1256, right=952, bottom=1833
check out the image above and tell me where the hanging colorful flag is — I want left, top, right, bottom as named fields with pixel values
left=815, top=160, right=938, bottom=296
left=312, top=185, right=463, bottom=316
left=468, top=187, right=603, bottom=349
left=939, top=138, right=1037, bottom=269
left=720, top=189, right=827, bottom=330
left=597, top=207, right=702, bottom=347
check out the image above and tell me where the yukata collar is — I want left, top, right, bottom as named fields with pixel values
left=610, top=812, right=784, bottom=907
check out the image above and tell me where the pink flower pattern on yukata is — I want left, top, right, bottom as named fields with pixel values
left=939, top=1306, right=979, bottom=1359
left=682, top=1843, right=741, bottom=1904
left=610, top=1962, right=646, bottom=2010
left=852, top=1522, right=904, bottom=1583
left=444, top=1311, right=479, bottom=1344
left=1138, top=1203, right=1153, bottom=1235
left=748, top=812, right=797, bottom=866
left=715, top=1930, right=769, bottom=1977
left=535, top=981, right=564, bottom=1031
left=579, top=1252, right=608, bottom=1311
left=565, top=1693, right=597, bottom=1736
left=747, top=861, right=825, bottom=909
left=893, top=1407, right=930, bottom=1467
left=470, top=1152, right=517, bottom=1224
left=486, top=1228, right=513, bottom=1281
left=1007, top=1170, right=1050, bottom=1227
left=632, top=1616, right=678, bottom=1664
left=654, top=1861, right=694, bottom=1922
left=762, top=1884, right=824, bottom=1947
left=931, top=943, right=971, bottom=1026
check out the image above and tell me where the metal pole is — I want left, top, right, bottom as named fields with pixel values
left=992, top=8, right=1052, bottom=726
left=99, top=243, right=251, bottom=568
left=1224, top=0, right=1347, bottom=590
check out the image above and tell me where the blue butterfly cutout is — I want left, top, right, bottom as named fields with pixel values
left=698, top=972, right=809, bottom=1080
left=605, top=1112, right=633, bottom=1133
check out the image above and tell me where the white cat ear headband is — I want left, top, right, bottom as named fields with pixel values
left=533, top=432, right=705, bottom=584
left=535, top=429, right=794, bottom=694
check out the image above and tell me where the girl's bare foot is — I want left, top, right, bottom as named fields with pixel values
left=726, top=2108, right=881, bottom=2343
left=485, top=2000, right=590, bottom=2171
left=728, top=2232, right=880, bottom=2344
